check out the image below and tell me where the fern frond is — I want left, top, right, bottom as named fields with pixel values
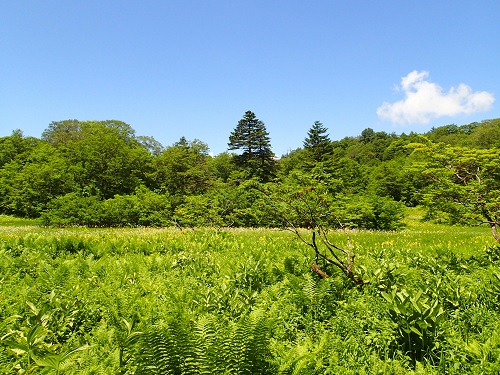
left=135, top=319, right=192, bottom=375
left=224, top=317, right=251, bottom=374
left=189, top=314, right=223, bottom=374
left=135, top=312, right=275, bottom=374
left=302, top=274, right=317, bottom=307
left=246, top=309, right=274, bottom=374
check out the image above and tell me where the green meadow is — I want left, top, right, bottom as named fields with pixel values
left=1, top=211, right=499, bottom=374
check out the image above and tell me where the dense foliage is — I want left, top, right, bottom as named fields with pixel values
left=1, top=116, right=500, bottom=373
left=409, top=140, right=500, bottom=242
left=1, top=115, right=499, bottom=234
left=0, top=215, right=498, bottom=373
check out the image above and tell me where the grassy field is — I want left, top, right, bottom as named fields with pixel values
left=0, top=210, right=499, bottom=374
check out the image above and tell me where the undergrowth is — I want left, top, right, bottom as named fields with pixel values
left=1, top=214, right=499, bottom=373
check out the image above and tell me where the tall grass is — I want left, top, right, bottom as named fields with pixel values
left=0, top=209, right=498, bottom=373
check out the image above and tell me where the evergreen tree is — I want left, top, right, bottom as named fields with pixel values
left=228, top=111, right=275, bottom=181
left=303, top=121, right=332, bottom=162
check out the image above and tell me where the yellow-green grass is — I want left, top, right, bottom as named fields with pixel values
left=0, top=214, right=39, bottom=227
left=1, top=209, right=498, bottom=373
left=1, top=207, right=495, bottom=257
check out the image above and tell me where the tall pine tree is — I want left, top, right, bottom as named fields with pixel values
left=228, top=111, right=275, bottom=181
left=303, top=121, right=332, bottom=162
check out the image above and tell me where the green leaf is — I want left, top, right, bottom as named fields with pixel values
left=410, top=298, right=422, bottom=314
left=410, top=326, right=422, bottom=337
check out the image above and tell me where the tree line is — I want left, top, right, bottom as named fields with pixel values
left=0, top=112, right=499, bottom=237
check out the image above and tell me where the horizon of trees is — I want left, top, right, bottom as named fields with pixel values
left=3, top=115, right=500, bottom=161
left=1, top=113, right=499, bottom=234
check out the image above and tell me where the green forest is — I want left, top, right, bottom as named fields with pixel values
left=1, top=112, right=499, bottom=235
left=1, top=113, right=500, bottom=373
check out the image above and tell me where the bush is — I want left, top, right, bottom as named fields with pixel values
left=40, top=192, right=102, bottom=226
left=41, top=187, right=172, bottom=227
left=260, top=173, right=405, bottom=231
left=174, top=182, right=277, bottom=228
left=335, top=194, right=406, bottom=230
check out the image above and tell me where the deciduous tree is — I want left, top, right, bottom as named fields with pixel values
left=253, top=175, right=368, bottom=285
left=43, top=120, right=153, bottom=198
left=151, top=138, right=211, bottom=197
left=410, top=139, right=500, bottom=244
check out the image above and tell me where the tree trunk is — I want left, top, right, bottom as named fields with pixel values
left=311, top=262, right=329, bottom=278
left=491, top=223, right=500, bottom=244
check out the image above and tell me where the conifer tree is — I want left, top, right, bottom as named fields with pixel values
left=303, top=121, right=332, bottom=162
left=228, top=111, right=275, bottom=181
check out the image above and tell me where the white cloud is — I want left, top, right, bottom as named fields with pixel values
left=377, top=70, right=495, bottom=124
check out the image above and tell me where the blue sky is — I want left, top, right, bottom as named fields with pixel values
left=1, top=0, right=499, bottom=156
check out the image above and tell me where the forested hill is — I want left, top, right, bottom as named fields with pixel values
left=1, top=116, right=499, bottom=231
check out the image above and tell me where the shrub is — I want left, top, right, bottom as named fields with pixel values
left=335, top=194, right=406, bottom=230
left=40, top=192, right=102, bottom=226
left=40, top=187, right=172, bottom=227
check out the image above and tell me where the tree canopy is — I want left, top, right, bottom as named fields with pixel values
left=409, top=139, right=500, bottom=243
left=0, top=116, right=499, bottom=233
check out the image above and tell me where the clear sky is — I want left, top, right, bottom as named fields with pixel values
left=1, top=0, right=499, bottom=156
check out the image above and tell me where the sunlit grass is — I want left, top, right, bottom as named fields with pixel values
left=0, top=214, right=39, bottom=227
left=1, top=210, right=499, bottom=373
left=1, top=208, right=495, bottom=262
